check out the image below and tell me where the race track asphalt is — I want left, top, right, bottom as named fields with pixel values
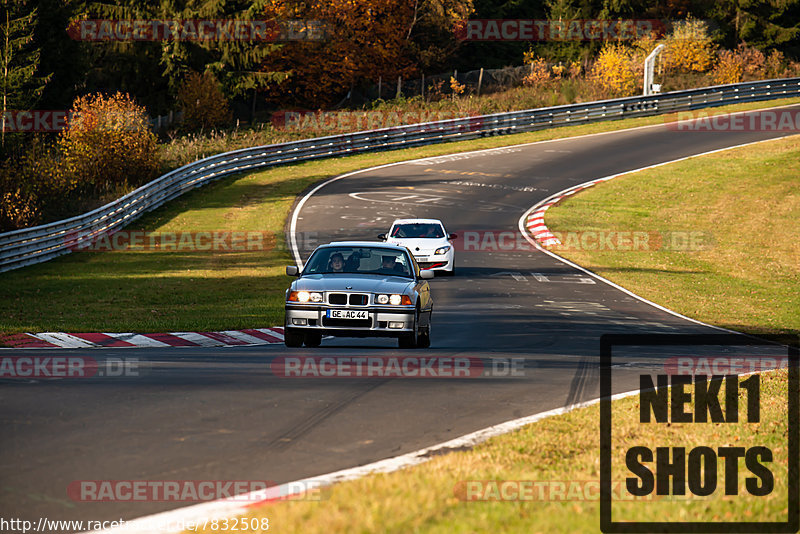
left=1, top=109, right=794, bottom=530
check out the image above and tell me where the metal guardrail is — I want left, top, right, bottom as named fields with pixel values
left=2, top=77, right=799, bottom=273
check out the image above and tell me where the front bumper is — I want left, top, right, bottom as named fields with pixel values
left=285, top=304, right=416, bottom=337
left=413, top=252, right=453, bottom=271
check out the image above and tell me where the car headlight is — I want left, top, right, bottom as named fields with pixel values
left=376, top=294, right=412, bottom=305
left=434, top=245, right=451, bottom=255
left=288, top=291, right=322, bottom=303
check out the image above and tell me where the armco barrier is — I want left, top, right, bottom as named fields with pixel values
left=1, top=78, right=799, bottom=273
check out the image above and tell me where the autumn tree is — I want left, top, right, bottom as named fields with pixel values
left=663, top=18, right=717, bottom=73
left=177, top=71, right=231, bottom=130
left=591, top=43, right=638, bottom=97
left=258, top=0, right=473, bottom=107
left=59, top=92, right=160, bottom=194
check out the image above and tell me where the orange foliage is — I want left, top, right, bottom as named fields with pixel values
left=59, top=92, right=160, bottom=192
left=522, top=58, right=551, bottom=88
left=663, top=18, right=716, bottom=73
left=259, top=0, right=419, bottom=106
left=711, top=44, right=772, bottom=85
left=591, top=44, right=637, bottom=97
left=712, top=50, right=744, bottom=84
left=177, top=71, right=231, bottom=131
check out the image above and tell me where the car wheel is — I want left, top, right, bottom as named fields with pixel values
left=304, top=332, right=322, bottom=347
left=284, top=328, right=304, bottom=347
left=417, top=318, right=431, bottom=348
left=398, top=306, right=420, bottom=348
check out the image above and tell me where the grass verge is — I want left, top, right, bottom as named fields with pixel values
left=544, top=134, right=800, bottom=335
left=1, top=97, right=798, bottom=334
left=216, top=369, right=792, bottom=533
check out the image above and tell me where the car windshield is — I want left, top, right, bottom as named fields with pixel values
left=390, top=223, right=444, bottom=239
left=303, top=247, right=413, bottom=277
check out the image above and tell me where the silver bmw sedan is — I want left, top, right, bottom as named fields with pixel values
left=284, top=242, right=434, bottom=348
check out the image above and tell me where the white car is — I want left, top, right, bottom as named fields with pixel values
left=378, top=219, right=456, bottom=276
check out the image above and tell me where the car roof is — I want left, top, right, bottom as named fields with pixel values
left=390, top=218, right=445, bottom=226
left=325, top=241, right=408, bottom=251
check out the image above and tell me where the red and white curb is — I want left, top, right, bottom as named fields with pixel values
left=0, top=328, right=284, bottom=349
left=524, top=176, right=615, bottom=248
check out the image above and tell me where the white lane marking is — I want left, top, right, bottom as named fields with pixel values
left=518, top=134, right=797, bottom=333
left=88, top=387, right=642, bottom=534
left=489, top=271, right=527, bottom=281
left=288, top=101, right=800, bottom=268
left=406, top=146, right=524, bottom=165
left=530, top=273, right=596, bottom=284
left=170, top=332, right=227, bottom=347
left=220, top=330, right=273, bottom=345
left=34, top=333, right=97, bottom=348
left=108, top=333, right=171, bottom=348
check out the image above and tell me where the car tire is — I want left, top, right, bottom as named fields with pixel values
left=284, top=328, right=304, bottom=347
left=398, top=306, right=420, bottom=348
left=417, top=319, right=431, bottom=348
left=304, top=332, right=322, bottom=347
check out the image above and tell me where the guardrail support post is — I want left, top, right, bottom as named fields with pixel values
left=644, top=44, right=666, bottom=96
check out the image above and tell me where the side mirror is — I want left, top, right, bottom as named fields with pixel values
left=377, top=233, right=386, bottom=241
left=286, top=265, right=299, bottom=276
left=448, top=233, right=457, bottom=240
left=419, top=270, right=434, bottom=279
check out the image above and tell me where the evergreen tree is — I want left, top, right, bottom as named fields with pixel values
left=0, top=0, right=51, bottom=147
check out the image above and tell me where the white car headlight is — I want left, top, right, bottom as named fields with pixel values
left=389, top=294, right=402, bottom=305
left=309, top=292, right=323, bottom=302
left=376, top=294, right=389, bottom=304
left=434, top=245, right=451, bottom=255
left=297, top=291, right=310, bottom=302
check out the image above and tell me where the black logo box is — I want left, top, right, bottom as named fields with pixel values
left=600, top=333, right=799, bottom=533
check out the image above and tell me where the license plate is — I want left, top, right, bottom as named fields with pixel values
left=327, top=309, right=368, bottom=320
left=415, top=256, right=428, bottom=262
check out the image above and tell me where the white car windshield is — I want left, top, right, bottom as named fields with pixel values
left=303, top=247, right=413, bottom=277
left=390, top=223, right=444, bottom=239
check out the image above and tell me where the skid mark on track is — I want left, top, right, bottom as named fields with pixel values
left=564, top=355, right=599, bottom=409
left=265, top=380, right=388, bottom=451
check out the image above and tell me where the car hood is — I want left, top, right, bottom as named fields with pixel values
left=292, top=274, right=414, bottom=294
left=387, top=237, right=448, bottom=254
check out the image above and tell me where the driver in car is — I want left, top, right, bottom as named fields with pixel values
left=329, top=253, right=345, bottom=272
left=381, top=255, right=404, bottom=274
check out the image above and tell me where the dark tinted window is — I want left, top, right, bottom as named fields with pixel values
left=303, top=247, right=412, bottom=277
left=390, top=223, right=444, bottom=239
